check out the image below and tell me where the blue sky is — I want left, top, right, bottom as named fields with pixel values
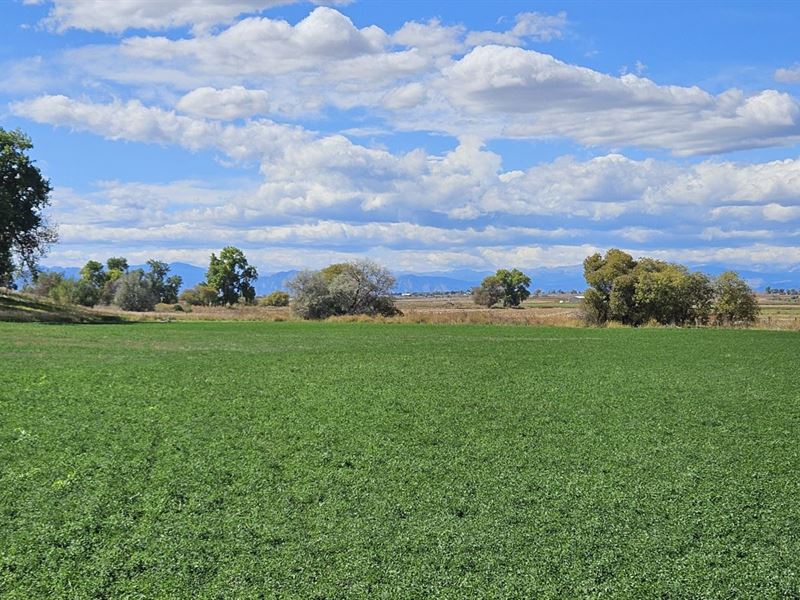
left=2, top=0, right=800, bottom=273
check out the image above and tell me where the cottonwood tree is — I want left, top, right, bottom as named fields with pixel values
left=80, top=260, right=107, bottom=289
left=0, top=128, right=57, bottom=286
left=101, top=256, right=129, bottom=304
left=473, top=268, right=532, bottom=307
left=714, top=271, right=759, bottom=325
left=146, top=260, right=183, bottom=304
left=581, top=249, right=755, bottom=326
left=206, top=247, right=258, bottom=306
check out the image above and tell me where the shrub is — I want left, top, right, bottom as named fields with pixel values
left=472, top=276, right=504, bottom=307
left=46, top=277, right=100, bottom=307
left=260, top=291, right=290, bottom=307
left=179, top=284, right=218, bottom=306
left=113, top=270, right=158, bottom=312
left=27, top=271, right=64, bottom=298
left=288, top=260, right=399, bottom=319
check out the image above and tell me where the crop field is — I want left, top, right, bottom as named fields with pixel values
left=1, top=321, right=799, bottom=597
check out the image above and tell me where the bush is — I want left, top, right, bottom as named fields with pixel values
left=27, top=271, right=64, bottom=298
left=472, top=276, right=504, bottom=307
left=288, top=260, right=400, bottom=320
left=113, top=270, right=158, bottom=312
left=46, top=277, right=100, bottom=307
left=179, top=284, right=218, bottom=306
left=260, top=291, right=290, bottom=307
left=714, top=271, right=759, bottom=325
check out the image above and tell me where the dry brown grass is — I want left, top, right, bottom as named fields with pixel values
left=16, top=292, right=796, bottom=331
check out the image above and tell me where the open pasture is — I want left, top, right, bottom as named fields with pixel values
left=1, top=321, right=799, bottom=597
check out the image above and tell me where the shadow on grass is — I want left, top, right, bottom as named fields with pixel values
left=0, top=292, right=128, bottom=325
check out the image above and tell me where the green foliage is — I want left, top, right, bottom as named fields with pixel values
left=582, top=249, right=734, bottom=327
left=146, top=260, right=183, bottom=304
left=179, top=283, right=218, bottom=306
left=472, top=275, right=504, bottom=307
left=714, top=271, right=760, bottom=325
left=113, top=269, right=158, bottom=312
left=0, top=128, right=57, bottom=286
left=580, top=287, right=609, bottom=325
left=48, top=277, right=100, bottom=307
left=1, top=322, right=799, bottom=597
left=96, top=257, right=129, bottom=304
left=79, top=260, right=107, bottom=289
left=26, top=270, right=64, bottom=298
left=206, top=246, right=258, bottom=306
left=496, top=268, right=532, bottom=306
left=260, top=290, right=290, bottom=307
left=584, top=249, right=636, bottom=295
left=473, top=268, right=531, bottom=307
left=289, top=260, right=399, bottom=319
left=106, top=257, right=129, bottom=275
left=320, top=263, right=348, bottom=282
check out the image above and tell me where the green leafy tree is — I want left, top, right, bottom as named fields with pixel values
left=496, top=268, right=532, bottom=307
left=584, top=249, right=636, bottom=296
left=583, top=250, right=641, bottom=324
left=582, top=249, right=734, bottom=327
left=473, top=268, right=532, bottom=307
left=163, top=275, right=183, bottom=304
left=106, top=257, right=128, bottom=280
left=80, top=260, right=107, bottom=289
left=73, top=260, right=108, bottom=307
left=0, top=128, right=57, bottom=287
left=714, top=271, right=759, bottom=325
left=100, top=257, right=129, bottom=304
left=146, top=260, right=183, bottom=304
left=206, top=247, right=259, bottom=305
left=48, top=277, right=99, bottom=307
left=26, top=270, right=63, bottom=297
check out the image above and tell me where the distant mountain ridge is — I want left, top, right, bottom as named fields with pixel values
left=36, top=262, right=799, bottom=294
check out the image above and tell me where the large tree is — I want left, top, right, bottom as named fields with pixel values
left=581, top=249, right=752, bottom=327
left=472, top=268, right=532, bottom=307
left=0, top=128, right=57, bottom=286
left=206, top=247, right=258, bottom=305
left=146, top=259, right=183, bottom=304
left=714, top=271, right=759, bottom=325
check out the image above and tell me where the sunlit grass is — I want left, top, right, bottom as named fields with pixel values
left=1, top=322, right=799, bottom=597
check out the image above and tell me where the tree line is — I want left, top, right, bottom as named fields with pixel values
left=27, top=258, right=183, bottom=311
left=469, top=252, right=759, bottom=326
left=1, top=126, right=764, bottom=325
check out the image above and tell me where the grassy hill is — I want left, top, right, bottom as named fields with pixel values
left=0, top=290, right=123, bottom=324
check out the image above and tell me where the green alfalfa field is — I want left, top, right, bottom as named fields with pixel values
left=1, top=321, right=799, bottom=598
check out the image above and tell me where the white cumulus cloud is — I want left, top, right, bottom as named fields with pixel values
left=177, top=86, right=271, bottom=120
